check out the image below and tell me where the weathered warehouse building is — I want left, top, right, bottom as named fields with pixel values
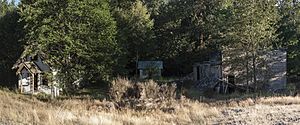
left=193, top=49, right=287, bottom=93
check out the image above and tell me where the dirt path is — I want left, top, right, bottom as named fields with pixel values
left=211, top=104, right=300, bottom=125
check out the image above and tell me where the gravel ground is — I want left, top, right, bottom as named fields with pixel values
left=211, top=104, right=300, bottom=125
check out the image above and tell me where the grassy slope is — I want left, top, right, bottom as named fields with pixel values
left=0, top=89, right=218, bottom=125
left=1, top=89, right=300, bottom=125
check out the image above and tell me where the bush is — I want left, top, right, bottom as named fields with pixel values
left=109, top=78, right=133, bottom=101
left=35, top=92, right=51, bottom=102
left=109, top=78, right=177, bottom=110
left=203, top=88, right=216, bottom=98
left=139, top=80, right=177, bottom=100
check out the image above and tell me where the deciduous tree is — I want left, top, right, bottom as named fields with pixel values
left=20, top=0, right=119, bottom=91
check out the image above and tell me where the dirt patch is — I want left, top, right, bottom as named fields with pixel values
left=211, top=104, right=300, bottom=125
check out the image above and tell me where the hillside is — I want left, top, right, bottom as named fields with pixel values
left=1, top=89, right=300, bottom=124
left=0, top=89, right=218, bottom=125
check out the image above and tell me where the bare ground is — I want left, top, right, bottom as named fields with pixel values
left=211, top=104, right=300, bottom=125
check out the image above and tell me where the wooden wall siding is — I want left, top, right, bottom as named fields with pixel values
left=222, top=49, right=287, bottom=90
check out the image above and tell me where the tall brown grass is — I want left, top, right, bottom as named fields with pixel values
left=1, top=78, right=300, bottom=124
left=0, top=82, right=218, bottom=125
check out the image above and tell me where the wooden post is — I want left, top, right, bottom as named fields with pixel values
left=200, top=33, right=204, bottom=48
left=246, top=51, right=249, bottom=93
left=51, top=84, right=54, bottom=99
left=136, top=51, right=139, bottom=78
left=32, top=74, right=35, bottom=94
left=252, top=51, right=257, bottom=91
left=38, top=73, right=42, bottom=91
left=224, top=84, right=228, bottom=94
left=19, top=74, right=23, bottom=93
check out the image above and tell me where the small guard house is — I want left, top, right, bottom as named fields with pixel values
left=138, top=61, right=163, bottom=79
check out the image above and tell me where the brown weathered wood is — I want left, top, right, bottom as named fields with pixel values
left=19, top=74, right=23, bottom=93
left=31, top=74, right=34, bottom=94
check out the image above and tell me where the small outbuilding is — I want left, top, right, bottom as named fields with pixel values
left=12, top=55, right=60, bottom=96
left=192, top=49, right=287, bottom=93
left=138, top=61, right=163, bottom=79
left=193, top=52, right=222, bottom=82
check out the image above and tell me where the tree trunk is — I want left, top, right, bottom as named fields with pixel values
left=246, top=51, right=249, bottom=92
left=252, top=51, right=257, bottom=91
left=136, top=51, right=139, bottom=77
left=200, top=32, right=204, bottom=48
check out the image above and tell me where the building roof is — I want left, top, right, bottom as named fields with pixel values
left=34, top=60, right=51, bottom=72
left=16, top=62, right=42, bottom=75
left=138, top=61, right=163, bottom=69
left=14, top=55, right=51, bottom=75
left=193, top=51, right=222, bottom=66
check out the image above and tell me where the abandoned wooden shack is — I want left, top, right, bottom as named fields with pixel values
left=12, top=55, right=60, bottom=96
left=192, top=52, right=227, bottom=93
left=193, top=52, right=221, bottom=88
left=193, top=49, right=287, bottom=93
left=138, top=61, right=163, bottom=79
left=193, top=52, right=222, bottom=81
left=223, top=49, right=287, bottom=91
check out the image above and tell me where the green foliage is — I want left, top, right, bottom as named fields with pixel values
left=35, top=92, right=51, bottom=102
left=153, top=0, right=223, bottom=75
left=20, top=0, right=119, bottom=91
left=1, top=0, right=300, bottom=94
left=145, top=67, right=160, bottom=79
left=222, top=0, right=279, bottom=88
left=277, top=0, right=300, bottom=76
left=112, top=0, right=155, bottom=75
left=143, top=0, right=165, bottom=17
left=0, top=1, right=24, bottom=87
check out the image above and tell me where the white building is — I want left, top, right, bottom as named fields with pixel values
left=138, top=61, right=163, bottom=79
left=12, top=55, right=60, bottom=96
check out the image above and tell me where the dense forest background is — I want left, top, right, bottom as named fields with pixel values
left=0, top=0, right=300, bottom=90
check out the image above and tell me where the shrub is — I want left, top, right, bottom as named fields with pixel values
left=109, top=78, right=177, bottom=110
left=35, top=92, right=51, bottom=102
left=138, top=80, right=177, bottom=100
left=203, top=88, right=216, bottom=98
left=109, top=78, right=133, bottom=102
left=110, top=78, right=177, bottom=101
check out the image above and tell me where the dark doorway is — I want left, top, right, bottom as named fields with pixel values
left=228, top=75, right=235, bottom=84
left=34, top=74, right=38, bottom=91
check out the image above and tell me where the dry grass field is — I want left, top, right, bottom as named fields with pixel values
left=0, top=89, right=219, bottom=125
left=1, top=88, right=300, bottom=125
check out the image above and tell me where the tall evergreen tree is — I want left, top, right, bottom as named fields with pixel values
left=277, top=0, right=300, bottom=77
left=153, top=0, right=223, bottom=75
left=112, top=0, right=155, bottom=76
left=0, top=0, right=24, bottom=87
left=223, top=0, right=279, bottom=89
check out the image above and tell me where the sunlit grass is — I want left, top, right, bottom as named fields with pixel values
left=0, top=89, right=219, bottom=125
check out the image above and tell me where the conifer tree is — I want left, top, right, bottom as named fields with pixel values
left=223, top=0, right=279, bottom=89
left=0, top=0, right=24, bottom=87
left=112, top=0, right=155, bottom=75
